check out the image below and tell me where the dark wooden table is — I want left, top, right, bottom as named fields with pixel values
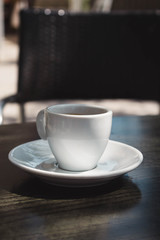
left=0, top=116, right=160, bottom=240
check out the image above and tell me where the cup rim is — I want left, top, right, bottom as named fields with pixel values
left=46, top=104, right=112, bottom=118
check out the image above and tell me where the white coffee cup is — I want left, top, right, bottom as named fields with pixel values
left=36, top=104, right=112, bottom=171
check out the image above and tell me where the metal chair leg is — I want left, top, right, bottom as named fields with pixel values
left=0, top=102, right=3, bottom=125
left=19, top=103, right=25, bottom=122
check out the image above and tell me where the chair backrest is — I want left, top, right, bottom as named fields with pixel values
left=17, top=9, right=160, bottom=103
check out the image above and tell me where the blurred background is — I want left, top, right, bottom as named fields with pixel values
left=0, top=0, right=160, bottom=124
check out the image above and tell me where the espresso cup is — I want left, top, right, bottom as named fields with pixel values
left=36, top=104, right=112, bottom=171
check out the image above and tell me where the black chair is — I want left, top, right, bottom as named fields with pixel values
left=0, top=9, right=160, bottom=124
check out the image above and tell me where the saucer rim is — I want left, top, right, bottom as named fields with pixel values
left=8, top=139, right=143, bottom=180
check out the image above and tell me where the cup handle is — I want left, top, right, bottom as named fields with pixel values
left=36, top=109, right=47, bottom=140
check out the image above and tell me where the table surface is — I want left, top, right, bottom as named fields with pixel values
left=0, top=116, right=160, bottom=240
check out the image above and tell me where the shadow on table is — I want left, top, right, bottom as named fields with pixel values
left=1, top=176, right=142, bottom=240
left=10, top=175, right=141, bottom=213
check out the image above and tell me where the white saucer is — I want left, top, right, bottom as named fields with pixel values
left=8, top=139, right=143, bottom=187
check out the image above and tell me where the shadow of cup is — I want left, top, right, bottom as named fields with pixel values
left=12, top=175, right=141, bottom=214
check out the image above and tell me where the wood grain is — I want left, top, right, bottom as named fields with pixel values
left=0, top=116, right=160, bottom=240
